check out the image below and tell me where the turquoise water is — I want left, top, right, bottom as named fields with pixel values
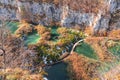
left=6, top=22, right=59, bottom=45
left=108, top=44, right=120, bottom=57
left=6, top=22, right=19, bottom=33
left=45, top=62, right=69, bottom=80
left=6, top=22, right=40, bottom=45
left=74, top=42, right=98, bottom=59
left=24, top=32, right=40, bottom=45
left=50, top=26, right=59, bottom=42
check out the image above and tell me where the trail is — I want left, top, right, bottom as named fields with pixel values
left=70, top=39, right=85, bottom=54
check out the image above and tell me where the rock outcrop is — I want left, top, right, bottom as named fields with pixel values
left=0, top=0, right=120, bottom=34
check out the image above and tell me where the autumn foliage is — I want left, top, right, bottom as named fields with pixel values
left=108, top=30, right=120, bottom=38
left=35, top=25, right=51, bottom=41
left=65, top=53, right=100, bottom=80
left=15, top=23, right=33, bottom=36
left=0, top=68, right=43, bottom=80
left=85, top=37, right=114, bottom=62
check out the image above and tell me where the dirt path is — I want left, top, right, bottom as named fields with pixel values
left=70, top=39, right=85, bottom=54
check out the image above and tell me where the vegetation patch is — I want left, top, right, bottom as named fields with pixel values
left=108, top=41, right=120, bottom=58
left=74, top=42, right=97, bottom=59
left=6, top=22, right=85, bottom=66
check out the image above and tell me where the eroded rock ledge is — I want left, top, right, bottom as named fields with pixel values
left=0, top=0, right=120, bottom=34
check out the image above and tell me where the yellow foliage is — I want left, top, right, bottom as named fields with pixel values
left=92, top=78, right=100, bottom=80
left=84, top=26, right=93, bottom=36
left=108, top=30, right=120, bottom=38
left=115, top=74, right=120, bottom=80
left=57, top=27, right=68, bottom=34
left=35, top=25, right=50, bottom=35
left=15, top=23, right=33, bottom=36
left=0, top=68, right=44, bottom=80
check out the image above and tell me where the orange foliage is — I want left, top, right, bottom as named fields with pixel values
left=108, top=30, right=120, bottom=38
left=65, top=53, right=99, bottom=80
left=115, top=74, right=120, bottom=80
left=84, top=26, right=93, bottom=36
left=41, top=32, right=51, bottom=40
left=96, top=30, right=108, bottom=37
left=0, top=68, right=43, bottom=80
left=85, top=37, right=114, bottom=62
left=57, top=27, right=68, bottom=34
left=15, top=23, right=33, bottom=36
left=35, top=25, right=49, bottom=35
left=35, top=25, right=51, bottom=41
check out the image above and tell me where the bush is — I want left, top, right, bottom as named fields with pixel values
left=35, top=25, right=51, bottom=41
left=15, top=23, right=33, bottom=36
left=0, top=68, right=44, bottom=80
left=65, top=53, right=100, bottom=80
left=57, top=27, right=68, bottom=34
left=108, top=30, right=120, bottom=38
left=41, top=32, right=51, bottom=40
left=35, top=25, right=49, bottom=35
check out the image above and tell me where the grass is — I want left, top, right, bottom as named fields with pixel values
left=74, top=42, right=98, bottom=59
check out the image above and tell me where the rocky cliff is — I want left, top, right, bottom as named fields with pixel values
left=0, top=0, right=120, bottom=34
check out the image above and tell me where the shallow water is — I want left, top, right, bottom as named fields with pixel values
left=74, top=42, right=98, bottom=59
left=7, top=23, right=60, bottom=45
left=24, top=32, right=40, bottom=45
left=6, top=22, right=19, bottom=33
left=8, top=22, right=120, bottom=79
left=108, top=44, right=120, bottom=57
left=50, top=26, right=59, bottom=42
left=6, top=22, right=40, bottom=45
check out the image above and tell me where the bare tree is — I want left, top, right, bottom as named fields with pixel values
left=0, top=14, right=11, bottom=80
left=16, top=0, right=32, bottom=23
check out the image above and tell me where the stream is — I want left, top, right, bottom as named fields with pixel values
left=6, top=22, right=120, bottom=80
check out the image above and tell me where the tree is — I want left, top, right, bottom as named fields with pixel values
left=57, top=27, right=68, bottom=34
left=0, top=16, right=11, bottom=79
left=41, top=32, right=51, bottom=40
left=17, top=0, right=32, bottom=23
left=35, top=25, right=49, bottom=35
left=15, top=23, right=33, bottom=36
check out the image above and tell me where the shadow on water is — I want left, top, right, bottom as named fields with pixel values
left=45, top=62, right=69, bottom=80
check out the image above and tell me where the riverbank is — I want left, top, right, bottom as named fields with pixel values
left=64, top=37, right=120, bottom=80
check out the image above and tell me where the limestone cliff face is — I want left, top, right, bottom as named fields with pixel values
left=0, top=0, right=120, bottom=33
